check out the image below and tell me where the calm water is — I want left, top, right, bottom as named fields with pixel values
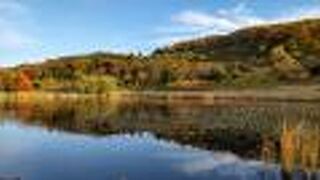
left=0, top=95, right=319, bottom=180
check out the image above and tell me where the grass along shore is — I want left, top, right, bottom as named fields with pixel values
left=0, top=85, right=320, bottom=102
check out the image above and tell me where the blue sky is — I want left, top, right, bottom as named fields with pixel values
left=1, top=0, right=320, bottom=66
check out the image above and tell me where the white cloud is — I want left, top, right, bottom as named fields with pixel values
left=0, top=0, right=37, bottom=50
left=276, top=7, right=320, bottom=22
left=176, top=151, right=264, bottom=175
left=172, top=11, right=236, bottom=29
left=155, top=3, right=320, bottom=46
left=178, top=152, right=239, bottom=174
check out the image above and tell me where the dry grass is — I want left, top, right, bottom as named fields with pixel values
left=260, top=119, right=320, bottom=174
left=1, top=86, right=320, bottom=106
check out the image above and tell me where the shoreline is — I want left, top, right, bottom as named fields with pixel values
left=0, top=86, right=320, bottom=102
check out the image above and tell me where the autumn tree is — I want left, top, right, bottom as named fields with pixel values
left=0, top=71, right=17, bottom=91
left=16, top=71, right=34, bottom=91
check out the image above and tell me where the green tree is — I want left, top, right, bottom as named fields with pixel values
left=74, top=75, right=119, bottom=93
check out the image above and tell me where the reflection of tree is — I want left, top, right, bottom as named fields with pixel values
left=0, top=96, right=320, bottom=177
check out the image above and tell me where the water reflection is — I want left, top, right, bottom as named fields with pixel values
left=0, top=94, right=319, bottom=179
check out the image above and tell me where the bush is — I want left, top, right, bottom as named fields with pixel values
left=74, top=75, right=120, bottom=93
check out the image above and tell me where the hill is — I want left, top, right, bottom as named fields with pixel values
left=154, top=19, right=320, bottom=81
left=1, top=19, right=320, bottom=92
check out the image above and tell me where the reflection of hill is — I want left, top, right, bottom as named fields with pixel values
left=0, top=96, right=320, bottom=175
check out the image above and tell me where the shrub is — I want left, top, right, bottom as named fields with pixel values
left=74, top=75, right=120, bottom=93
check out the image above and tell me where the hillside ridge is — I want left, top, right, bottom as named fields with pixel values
left=1, top=19, right=320, bottom=92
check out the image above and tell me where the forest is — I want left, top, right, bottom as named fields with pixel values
left=2, top=19, right=320, bottom=93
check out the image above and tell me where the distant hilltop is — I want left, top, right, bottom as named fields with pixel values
left=155, top=18, right=320, bottom=77
left=1, top=19, right=320, bottom=92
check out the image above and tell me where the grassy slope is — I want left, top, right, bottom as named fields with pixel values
left=155, top=19, right=320, bottom=82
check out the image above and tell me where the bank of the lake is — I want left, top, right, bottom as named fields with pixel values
left=1, top=85, right=320, bottom=102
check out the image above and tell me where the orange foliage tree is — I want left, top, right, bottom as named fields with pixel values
left=16, top=71, right=34, bottom=91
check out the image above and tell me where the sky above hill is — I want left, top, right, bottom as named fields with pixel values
left=1, top=0, right=320, bottom=66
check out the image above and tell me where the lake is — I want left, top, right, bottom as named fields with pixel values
left=0, top=94, right=319, bottom=180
